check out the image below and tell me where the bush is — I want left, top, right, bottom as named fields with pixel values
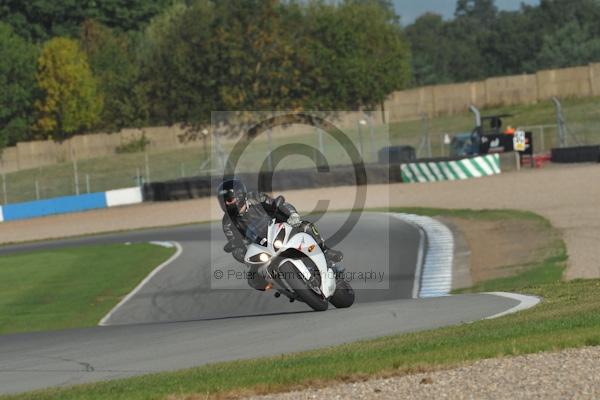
left=115, top=134, right=150, bottom=154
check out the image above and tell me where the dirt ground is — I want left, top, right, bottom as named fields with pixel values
left=1, top=163, right=598, bottom=279
left=442, top=217, right=558, bottom=283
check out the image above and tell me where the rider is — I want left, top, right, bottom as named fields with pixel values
left=217, top=179, right=343, bottom=290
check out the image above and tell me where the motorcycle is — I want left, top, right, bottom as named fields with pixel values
left=240, top=219, right=355, bottom=311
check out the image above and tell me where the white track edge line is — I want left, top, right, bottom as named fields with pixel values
left=411, top=225, right=426, bottom=299
left=98, top=241, right=183, bottom=326
left=484, top=292, right=541, bottom=319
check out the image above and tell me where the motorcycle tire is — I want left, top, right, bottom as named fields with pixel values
left=279, top=262, right=328, bottom=312
left=329, top=279, right=355, bottom=308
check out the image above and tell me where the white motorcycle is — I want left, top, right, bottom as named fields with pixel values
left=244, top=219, right=355, bottom=311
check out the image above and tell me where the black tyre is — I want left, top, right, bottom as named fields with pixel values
left=279, top=262, right=328, bottom=312
left=329, top=279, right=355, bottom=308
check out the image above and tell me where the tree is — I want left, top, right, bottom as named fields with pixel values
left=405, top=13, right=453, bottom=85
left=140, top=0, right=411, bottom=126
left=532, top=21, right=600, bottom=70
left=140, top=0, right=216, bottom=126
left=34, top=37, right=102, bottom=140
left=303, top=0, right=411, bottom=109
left=0, top=22, right=38, bottom=149
left=80, top=20, right=148, bottom=131
left=404, top=1, right=495, bottom=85
left=0, top=0, right=173, bottom=41
left=455, top=0, right=498, bottom=21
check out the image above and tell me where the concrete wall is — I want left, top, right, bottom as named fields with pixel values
left=0, top=113, right=383, bottom=174
left=0, top=126, right=192, bottom=174
left=485, top=74, right=538, bottom=106
left=384, top=62, right=600, bottom=123
left=536, top=66, right=593, bottom=99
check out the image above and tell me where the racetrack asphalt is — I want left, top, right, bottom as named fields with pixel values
left=0, top=212, right=523, bottom=394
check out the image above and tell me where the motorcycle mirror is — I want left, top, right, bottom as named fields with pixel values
left=274, top=195, right=285, bottom=209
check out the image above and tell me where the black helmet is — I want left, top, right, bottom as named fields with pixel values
left=217, top=179, right=248, bottom=215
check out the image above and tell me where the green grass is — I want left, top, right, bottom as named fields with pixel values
left=3, top=95, right=599, bottom=204
left=388, top=95, right=600, bottom=153
left=388, top=207, right=565, bottom=292
left=2, top=208, right=587, bottom=400
left=389, top=207, right=553, bottom=225
left=457, top=251, right=566, bottom=293
left=7, top=265, right=598, bottom=400
left=0, top=243, right=175, bottom=335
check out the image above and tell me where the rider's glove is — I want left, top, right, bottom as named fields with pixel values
left=287, top=212, right=302, bottom=227
left=232, top=247, right=246, bottom=263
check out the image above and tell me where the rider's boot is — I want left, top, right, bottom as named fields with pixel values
left=323, top=248, right=345, bottom=279
left=300, top=220, right=344, bottom=273
left=324, top=248, right=343, bottom=263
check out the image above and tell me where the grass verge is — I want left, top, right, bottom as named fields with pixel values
left=388, top=207, right=566, bottom=292
left=2, top=208, right=590, bottom=400
left=0, top=243, right=175, bottom=335
left=8, top=280, right=600, bottom=400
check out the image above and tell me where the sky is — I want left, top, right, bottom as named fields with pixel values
left=394, top=0, right=541, bottom=24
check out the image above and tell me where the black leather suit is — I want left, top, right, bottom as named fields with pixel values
left=221, top=192, right=326, bottom=290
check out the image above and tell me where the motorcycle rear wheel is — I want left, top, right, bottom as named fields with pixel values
left=279, top=262, right=328, bottom=312
left=329, top=279, right=355, bottom=308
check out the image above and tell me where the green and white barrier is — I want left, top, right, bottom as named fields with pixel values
left=401, top=154, right=500, bottom=183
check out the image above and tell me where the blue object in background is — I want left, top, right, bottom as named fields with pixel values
left=2, top=192, right=107, bottom=221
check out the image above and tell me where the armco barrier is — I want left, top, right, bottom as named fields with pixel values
left=551, top=146, right=600, bottom=163
left=106, top=187, right=144, bottom=207
left=0, top=187, right=142, bottom=222
left=143, top=155, right=500, bottom=201
left=143, top=163, right=400, bottom=201
left=401, top=154, right=501, bottom=183
left=2, top=193, right=107, bottom=221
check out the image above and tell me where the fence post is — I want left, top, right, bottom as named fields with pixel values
left=144, top=152, right=151, bottom=183
left=366, top=115, right=377, bottom=162
left=86, top=174, right=90, bottom=194
left=424, top=114, right=431, bottom=158
left=267, top=128, right=274, bottom=172
left=202, top=129, right=209, bottom=159
left=1, top=173, right=6, bottom=205
left=552, top=97, right=568, bottom=148
left=356, top=120, right=365, bottom=159
left=73, top=158, right=80, bottom=195
left=440, top=134, right=444, bottom=157
left=35, top=180, right=40, bottom=200
left=212, top=131, right=226, bottom=173
left=313, top=124, right=325, bottom=166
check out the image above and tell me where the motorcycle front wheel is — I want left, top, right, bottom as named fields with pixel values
left=279, top=262, right=328, bottom=312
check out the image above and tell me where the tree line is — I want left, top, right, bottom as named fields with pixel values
left=1, top=0, right=600, bottom=149
left=0, top=0, right=410, bottom=148
left=406, top=0, right=600, bottom=85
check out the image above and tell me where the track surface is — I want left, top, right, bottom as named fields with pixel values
left=0, top=213, right=419, bottom=324
left=0, top=212, right=521, bottom=394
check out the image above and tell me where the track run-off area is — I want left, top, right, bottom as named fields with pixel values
left=0, top=212, right=538, bottom=394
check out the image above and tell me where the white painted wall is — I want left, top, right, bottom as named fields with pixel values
left=105, top=187, right=143, bottom=208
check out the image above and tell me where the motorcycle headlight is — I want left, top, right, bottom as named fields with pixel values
left=249, top=252, right=271, bottom=263
left=273, top=228, right=286, bottom=250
